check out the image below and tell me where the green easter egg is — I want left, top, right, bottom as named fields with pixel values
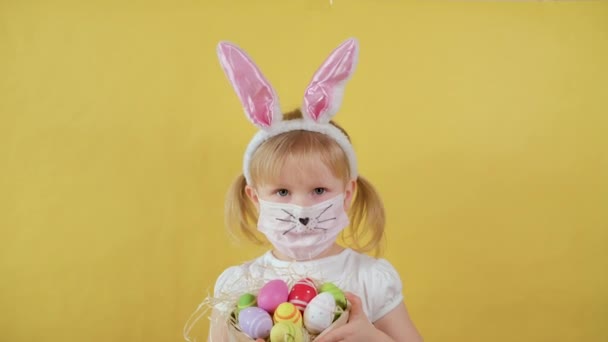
left=319, top=283, right=347, bottom=310
left=270, top=321, right=303, bottom=342
left=237, top=293, right=257, bottom=313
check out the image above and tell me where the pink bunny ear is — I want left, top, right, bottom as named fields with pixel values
left=302, top=38, right=359, bottom=123
left=217, top=41, right=282, bottom=129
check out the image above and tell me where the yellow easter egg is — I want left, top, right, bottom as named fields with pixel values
left=273, top=302, right=302, bottom=327
left=270, top=321, right=303, bottom=342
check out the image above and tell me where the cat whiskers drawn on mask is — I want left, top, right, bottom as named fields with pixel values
left=276, top=205, right=337, bottom=235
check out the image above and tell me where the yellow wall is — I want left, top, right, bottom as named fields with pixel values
left=1, top=1, right=607, bottom=341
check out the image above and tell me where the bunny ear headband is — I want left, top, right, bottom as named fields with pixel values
left=217, top=38, right=359, bottom=185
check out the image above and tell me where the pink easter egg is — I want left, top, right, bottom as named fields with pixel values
left=257, top=279, right=289, bottom=314
left=288, top=278, right=318, bottom=312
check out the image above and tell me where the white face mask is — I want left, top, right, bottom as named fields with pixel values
left=257, top=194, right=350, bottom=261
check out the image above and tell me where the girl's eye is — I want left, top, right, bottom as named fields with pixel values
left=313, top=188, right=326, bottom=195
left=277, top=189, right=289, bottom=197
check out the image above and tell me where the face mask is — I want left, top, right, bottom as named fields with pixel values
left=257, top=194, right=350, bottom=261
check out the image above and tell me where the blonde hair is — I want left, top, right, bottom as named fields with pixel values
left=225, top=109, right=386, bottom=256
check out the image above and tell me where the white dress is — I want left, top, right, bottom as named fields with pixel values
left=213, top=248, right=403, bottom=323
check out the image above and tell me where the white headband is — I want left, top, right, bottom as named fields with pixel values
left=217, top=38, right=360, bottom=185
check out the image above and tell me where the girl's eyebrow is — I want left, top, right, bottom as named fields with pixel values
left=270, top=185, right=289, bottom=189
left=267, top=186, right=290, bottom=192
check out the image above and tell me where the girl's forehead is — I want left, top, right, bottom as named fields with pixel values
left=283, top=158, right=335, bottom=180
left=259, top=157, right=342, bottom=187
left=250, top=133, right=350, bottom=187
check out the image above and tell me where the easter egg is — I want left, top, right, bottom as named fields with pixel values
left=238, top=307, right=273, bottom=339
left=319, top=282, right=347, bottom=310
left=273, top=302, right=303, bottom=327
left=303, top=292, right=337, bottom=334
left=257, top=279, right=289, bottom=314
left=288, top=278, right=318, bottom=312
left=270, top=321, right=304, bottom=342
left=237, top=293, right=257, bottom=313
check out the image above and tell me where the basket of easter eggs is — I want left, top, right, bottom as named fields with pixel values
left=227, top=278, right=350, bottom=342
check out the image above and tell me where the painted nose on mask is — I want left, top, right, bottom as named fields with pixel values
left=256, top=194, right=350, bottom=260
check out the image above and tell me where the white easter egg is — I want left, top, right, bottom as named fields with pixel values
left=303, top=292, right=336, bottom=334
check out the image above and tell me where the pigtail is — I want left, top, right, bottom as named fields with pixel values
left=344, top=175, right=386, bottom=256
left=224, top=174, right=264, bottom=245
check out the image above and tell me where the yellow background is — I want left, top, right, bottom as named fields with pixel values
left=1, top=1, right=607, bottom=341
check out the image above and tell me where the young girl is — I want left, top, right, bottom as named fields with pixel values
left=208, top=38, right=423, bottom=342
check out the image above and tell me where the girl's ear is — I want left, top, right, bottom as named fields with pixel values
left=245, top=184, right=260, bottom=210
left=343, top=178, right=357, bottom=211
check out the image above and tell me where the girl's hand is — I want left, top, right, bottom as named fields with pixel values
left=315, top=292, right=394, bottom=342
